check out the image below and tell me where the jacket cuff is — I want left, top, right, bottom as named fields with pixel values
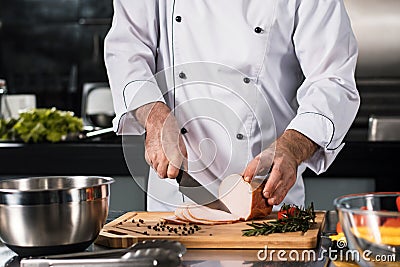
left=113, top=80, right=166, bottom=135
left=286, top=112, right=344, bottom=174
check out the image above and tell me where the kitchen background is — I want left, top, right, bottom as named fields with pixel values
left=0, top=0, right=399, bottom=211
left=0, top=0, right=112, bottom=116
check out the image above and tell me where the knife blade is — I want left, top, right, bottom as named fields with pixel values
left=176, top=169, right=231, bottom=213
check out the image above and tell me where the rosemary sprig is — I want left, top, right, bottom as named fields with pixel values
left=242, top=202, right=316, bottom=237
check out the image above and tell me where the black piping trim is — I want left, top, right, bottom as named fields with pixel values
left=297, top=111, right=341, bottom=151
left=115, top=111, right=126, bottom=134
left=122, top=79, right=158, bottom=109
left=171, top=0, right=177, bottom=115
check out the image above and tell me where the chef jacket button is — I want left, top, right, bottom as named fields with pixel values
left=181, top=127, right=188, bottom=135
left=254, top=27, right=263, bottom=33
left=243, top=77, right=251, bottom=84
left=175, top=16, right=182, bottom=22
left=236, top=133, right=244, bottom=140
left=178, top=72, right=187, bottom=79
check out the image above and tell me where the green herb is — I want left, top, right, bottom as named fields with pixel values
left=0, top=108, right=83, bottom=143
left=242, top=202, right=316, bottom=236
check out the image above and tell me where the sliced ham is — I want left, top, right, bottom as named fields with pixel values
left=219, top=174, right=272, bottom=221
left=187, top=205, right=241, bottom=223
left=167, top=174, right=272, bottom=225
left=174, top=205, right=191, bottom=222
left=161, top=215, right=188, bottom=225
left=173, top=204, right=238, bottom=225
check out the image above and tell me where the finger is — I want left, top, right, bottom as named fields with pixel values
left=270, top=172, right=297, bottom=205
left=167, top=163, right=180, bottom=179
left=156, top=158, right=169, bottom=178
left=267, top=180, right=287, bottom=205
left=262, top=164, right=283, bottom=199
left=242, top=158, right=259, bottom=183
left=144, top=150, right=152, bottom=166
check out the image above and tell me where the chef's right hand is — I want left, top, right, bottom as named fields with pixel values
left=134, top=102, right=187, bottom=179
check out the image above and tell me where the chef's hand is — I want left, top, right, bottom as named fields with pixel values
left=242, top=129, right=318, bottom=206
left=134, top=102, right=187, bottom=179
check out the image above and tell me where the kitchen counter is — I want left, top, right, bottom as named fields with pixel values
left=0, top=136, right=145, bottom=177
left=0, top=211, right=344, bottom=267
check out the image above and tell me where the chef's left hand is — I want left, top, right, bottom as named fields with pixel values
left=242, top=129, right=318, bottom=206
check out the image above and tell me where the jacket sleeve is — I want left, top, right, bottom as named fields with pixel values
left=104, top=0, right=164, bottom=135
left=286, top=0, right=360, bottom=174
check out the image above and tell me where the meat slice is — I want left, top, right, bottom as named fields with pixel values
left=161, top=215, right=188, bottom=225
left=174, top=204, right=215, bottom=225
left=174, top=205, right=191, bottom=222
left=219, top=174, right=272, bottom=220
left=173, top=204, right=239, bottom=225
left=187, top=205, right=241, bottom=223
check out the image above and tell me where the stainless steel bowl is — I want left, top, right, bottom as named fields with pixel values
left=0, top=176, right=114, bottom=256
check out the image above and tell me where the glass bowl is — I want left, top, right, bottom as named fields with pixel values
left=334, top=192, right=400, bottom=266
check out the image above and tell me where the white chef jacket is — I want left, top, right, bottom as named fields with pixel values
left=104, top=0, right=360, bottom=211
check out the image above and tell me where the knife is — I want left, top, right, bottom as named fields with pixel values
left=176, top=169, right=231, bottom=213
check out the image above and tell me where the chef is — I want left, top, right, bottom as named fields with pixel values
left=104, top=0, right=360, bottom=211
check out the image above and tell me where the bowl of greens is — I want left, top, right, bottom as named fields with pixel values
left=0, top=108, right=83, bottom=143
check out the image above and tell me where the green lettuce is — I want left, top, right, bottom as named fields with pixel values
left=0, top=108, right=83, bottom=143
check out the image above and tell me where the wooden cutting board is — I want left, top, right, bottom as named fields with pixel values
left=95, top=211, right=326, bottom=249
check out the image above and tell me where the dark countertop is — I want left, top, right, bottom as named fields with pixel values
left=0, top=136, right=146, bottom=177
left=0, top=132, right=399, bottom=190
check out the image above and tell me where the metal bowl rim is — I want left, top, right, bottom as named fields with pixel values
left=0, top=176, right=115, bottom=193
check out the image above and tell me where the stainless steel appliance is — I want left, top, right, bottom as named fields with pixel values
left=344, top=0, right=400, bottom=140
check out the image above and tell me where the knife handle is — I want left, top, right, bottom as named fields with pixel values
left=176, top=168, right=184, bottom=184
